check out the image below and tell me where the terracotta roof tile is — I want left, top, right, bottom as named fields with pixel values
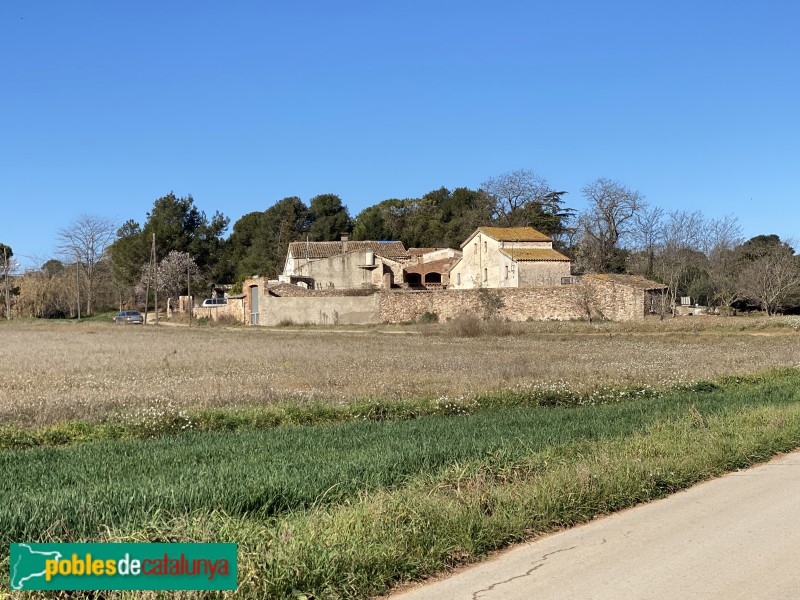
left=501, top=248, right=570, bottom=262
left=478, top=227, right=552, bottom=242
left=288, top=240, right=408, bottom=260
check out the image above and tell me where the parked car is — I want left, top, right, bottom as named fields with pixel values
left=201, top=297, right=228, bottom=307
left=114, top=310, right=144, bottom=325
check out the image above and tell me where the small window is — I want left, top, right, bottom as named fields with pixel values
left=484, top=241, right=488, bottom=253
left=457, top=273, right=461, bottom=285
left=505, top=265, right=509, bottom=279
left=483, top=268, right=488, bottom=281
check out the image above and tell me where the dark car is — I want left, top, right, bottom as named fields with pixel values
left=114, top=310, right=144, bottom=325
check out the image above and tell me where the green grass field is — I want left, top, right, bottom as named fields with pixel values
left=3, top=369, right=800, bottom=598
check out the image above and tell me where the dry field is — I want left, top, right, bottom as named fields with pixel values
left=1, top=316, right=799, bottom=428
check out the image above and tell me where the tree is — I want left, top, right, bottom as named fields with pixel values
left=481, top=169, right=549, bottom=226
left=223, top=197, right=310, bottom=282
left=308, top=194, right=351, bottom=241
left=480, top=169, right=573, bottom=235
left=737, top=237, right=800, bottom=315
left=109, top=193, right=229, bottom=303
left=577, top=178, right=644, bottom=273
left=703, top=215, right=743, bottom=314
left=56, top=215, right=116, bottom=316
left=142, top=251, right=200, bottom=312
left=652, top=210, right=707, bottom=317
left=630, top=205, right=664, bottom=278
left=1, top=243, right=14, bottom=319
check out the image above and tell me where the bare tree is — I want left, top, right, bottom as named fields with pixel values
left=738, top=242, right=800, bottom=316
left=652, top=210, right=707, bottom=317
left=56, top=215, right=116, bottom=316
left=703, top=215, right=743, bottom=314
left=577, top=178, right=645, bottom=273
left=481, top=169, right=556, bottom=227
left=630, top=205, right=664, bottom=277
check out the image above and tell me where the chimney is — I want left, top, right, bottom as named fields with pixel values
left=341, top=234, right=349, bottom=254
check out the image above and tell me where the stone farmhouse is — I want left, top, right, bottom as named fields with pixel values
left=448, top=227, right=571, bottom=289
left=193, top=226, right=666, bottom=325
left=282, top=235, right=461, bottom=290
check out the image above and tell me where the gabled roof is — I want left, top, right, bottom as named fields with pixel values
left=287, top=240, right=408, bottom=260
left=501, top=248, right=570, bottom=262
left=460, top=226, right=552, bottom=247
left=478, top=227, right=552, bottom=242
left=403, top=257, right=460, bottom=275
left=408, top=247, right=449, bottom=257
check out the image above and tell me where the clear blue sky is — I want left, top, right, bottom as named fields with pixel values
left=2, top=1, right=798, bottom=267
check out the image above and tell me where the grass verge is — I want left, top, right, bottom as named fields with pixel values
left=2, top=371, right=800, bottom=598
left=0, top=369, right=793, bottom=452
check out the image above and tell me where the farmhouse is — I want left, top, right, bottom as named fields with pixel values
left=448, top=227, right=571, bottom=289
left=195, top=227, right=665, bottom=326
left=282, top=236, right=462, bottom=290
left=282, top=235, right=408, bottom=289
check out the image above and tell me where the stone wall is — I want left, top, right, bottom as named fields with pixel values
left=378, top=281, right=653, bottom=323
left=192, top=297, right=248, bottom=322
left=378, top=287, right=584, bottom=322
left=517, top=261, right=571, bottom=287
left=264, top=294, right=382, bottom=326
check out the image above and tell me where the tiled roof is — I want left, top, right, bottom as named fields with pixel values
left=408, top=248, right=448, bottom=256
left=403, top=257, right=459, bottom=274
left=478, top=227, right=552, bottom=242
left=287, top=240, right=408, bottom=260
left=501, top=248, right=571, bottom=262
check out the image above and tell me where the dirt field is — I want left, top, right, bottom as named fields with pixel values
left=1, top=317, right=799, bottom=427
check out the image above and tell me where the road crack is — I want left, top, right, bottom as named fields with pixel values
left=471, top=546, right=577, bottom=600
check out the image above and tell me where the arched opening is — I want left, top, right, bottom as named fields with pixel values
left=424, top=272, right=442, bottom=284
left=406, top=273, right=422, bottom=287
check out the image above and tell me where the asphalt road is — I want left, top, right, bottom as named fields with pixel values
left=392, top=451, right=800, bottom=600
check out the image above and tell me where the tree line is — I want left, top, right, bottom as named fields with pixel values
left=2, top=170, right=799, bottom=319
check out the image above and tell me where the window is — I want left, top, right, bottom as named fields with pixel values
left=505, top=265, right=509, bottom=279
left=483, top=268, right=488, bottom=281
left=456, top=273, right=461, bottom=285
left=484, top=241, right=488, bottom=253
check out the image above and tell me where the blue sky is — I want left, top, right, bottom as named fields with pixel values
left=2, top=1, right=798, bottom=267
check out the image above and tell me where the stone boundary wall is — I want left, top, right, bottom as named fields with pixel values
left=379, top=283, right=649, bottom=323
left=264, top=294, right=381, bottom=326
left=268, top=284, right=378, bottom=298
left=587, top=277, right=641, bottom=322
left=192, top=297, right=248, bottom=322
left=378, top=287, right=582, bottom=323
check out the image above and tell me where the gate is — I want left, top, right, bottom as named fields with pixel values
left=250, top=285, right=259, bottom=325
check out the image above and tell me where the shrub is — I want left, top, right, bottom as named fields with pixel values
left=446, top=313, right=483, bottom=337
left=419, top=311, right=439, bottom=324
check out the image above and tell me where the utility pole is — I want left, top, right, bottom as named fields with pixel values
left=144, top=239, right=152, bottom=325
left=3, top=247, right=10, bottom=321
left=75, top=252, right=81, bottom=322
left=152, top=234, right=158, bottom=325
left=187, top=261, right=192, bottom=328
